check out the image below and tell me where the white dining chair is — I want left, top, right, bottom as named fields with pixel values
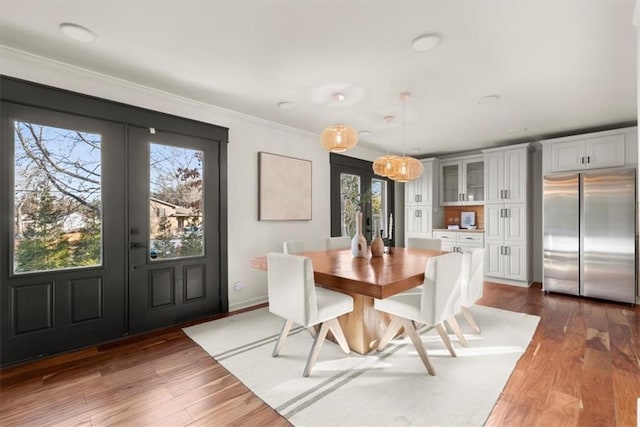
left=406, top=237, right=442, bottom=250
left=459, top=248, right=485, bottom=334
left=326, top=236, right=351, bottom=250
left=374, top=252, right=464, bottom=375
left=267, top=252, right=354, bottom=377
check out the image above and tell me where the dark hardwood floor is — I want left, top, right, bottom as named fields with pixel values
left=1, top=282, right=638, bottom=426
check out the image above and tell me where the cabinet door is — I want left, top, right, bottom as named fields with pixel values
left=484, top=242, right=503, bottom=277
left=405, top=206, right=421, bottom=236
left=405, top=178, right=420, bottom=206
left=503, top=149, right=527, bottom=203
left=421, top=161, right=433, bottom=204
left=504, top=243, right=526, bottom=281
left=418, top=206, right=432, bottom=237
left=550, top=140, right=585, bottom=172
left=585, top=133, right=625, bottom=170
left=440, top=161, right=461, bottom=205
left=463, top=159, right=484, bottom=203
left=503, top=203, right=526, bottom=242
left=484, top=204, right=504, bottom=241
left=484, top=152, right=503, bottom=203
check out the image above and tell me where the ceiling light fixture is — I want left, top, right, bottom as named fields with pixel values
left=478, top=94, right=500, bottom=105
left=59, top=23, right=97, bottom=43
left=277, top=101, right=297, bottom=110
left=320, top=93, right=358, bottom=153
left=372, top=116, right=399, bottom=177
left=411, top=33, right=441, bottom=52
left=389, top=92, right=423, bottom=182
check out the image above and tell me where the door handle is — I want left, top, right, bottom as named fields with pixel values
left=581, top=156, right=585, bottom=164
left=587, top=156, right=590, bottom=164
left=130, top=242, right=146, bottom=249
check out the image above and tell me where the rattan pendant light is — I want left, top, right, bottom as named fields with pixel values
left=372, top=115, right=399, bottom=177
left=320, top=93, right=358, bottom=153
left=389, top=92, right=423, bottom=182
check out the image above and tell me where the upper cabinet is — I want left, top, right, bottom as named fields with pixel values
left=439, top=155, right=484, bottom=206
left=484, top=144, right=530, bottom=204
left=541, top=127, right=637, bottom=174
left=405, top=160, right=434, bottom=206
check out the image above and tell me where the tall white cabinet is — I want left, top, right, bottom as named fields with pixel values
left=482, top=143, right=532, bottom=286
left=404, top=159, right=442, bottom=244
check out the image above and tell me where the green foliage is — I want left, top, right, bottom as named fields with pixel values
left=153, top=214, right=176, bottom=258
left=15, top=184, right=71, bottom=272
left=180, top=215, right=203, bottom=257
left=72, top=213, right=102, bottom=266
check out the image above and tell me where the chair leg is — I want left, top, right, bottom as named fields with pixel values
left=435, top=323, right=457, bottom=357
left=307, top=326, right=318, bottom=338
left=303, top=321, right=331, bottom=377
left=446, top=315, right=469, bottom=347
left=399, top=318, right=436, bottom=375
left=461, top=306, right=481, bottom=334
left=328, top=318, right=350, bottom=354
left=272, top=319, right=294, bottom=357
left=377, top=316, right=403, bottom=351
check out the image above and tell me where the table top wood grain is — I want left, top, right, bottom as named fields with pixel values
left=250, top=247, right=447, bottom=299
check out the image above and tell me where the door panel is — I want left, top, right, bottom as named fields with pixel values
left=1, top=103, right=126, bottom=364
left=128, top=126, right=221, bottom=333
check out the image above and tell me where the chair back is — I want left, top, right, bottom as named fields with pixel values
left=407, top=237, right=442, bottom=250
left=283, top=239, right=326, bottom=254
left=267, top=253, right=318, bottom=326
left=326, top=236, right=351, bottom=250
left=461, top=248, right=484, bottom=306
left=419, top=252, right=463, bottom=324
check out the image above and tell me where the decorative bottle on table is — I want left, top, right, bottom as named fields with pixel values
left=370, top=224, right=384, bottom=257
left=351, top=211, right=367, bottom=258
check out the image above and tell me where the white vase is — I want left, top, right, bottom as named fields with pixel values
left=351, top=211, right=367, bottom=258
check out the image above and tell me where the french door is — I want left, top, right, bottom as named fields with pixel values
left=330, top=154, right=395, bottom=244
left=1, top=103, right=126, bottom=364
left=1, top=83, right=227, bottom=365
left=128, top=126, right=221, bottom=333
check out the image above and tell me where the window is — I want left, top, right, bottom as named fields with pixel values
left=13, top=121, right=102, bottom=274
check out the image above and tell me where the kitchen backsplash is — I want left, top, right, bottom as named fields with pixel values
left=442, top=205, right=484, bottom=229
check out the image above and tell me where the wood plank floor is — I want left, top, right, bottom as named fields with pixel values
left=1, top=282, right=638, bottom=426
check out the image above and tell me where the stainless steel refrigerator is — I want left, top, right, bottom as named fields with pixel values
left=543, top=168, right=637, bottom=304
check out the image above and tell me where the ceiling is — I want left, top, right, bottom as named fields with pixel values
left=0, top=1, right=637, bottom=157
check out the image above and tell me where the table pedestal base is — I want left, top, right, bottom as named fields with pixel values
left=335, top=292, right=392, bottom=355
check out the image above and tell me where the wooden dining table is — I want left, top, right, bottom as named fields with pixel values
left=250, top=247, right=446, bottom=355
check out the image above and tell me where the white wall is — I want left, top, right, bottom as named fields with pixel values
left=0, top=47, right=389, bottom=311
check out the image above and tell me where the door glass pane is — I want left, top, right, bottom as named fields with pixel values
left=149, top=143, right=204, bottom=260
left=13, top=121, right=102, bottom=274
left=371, top=178, right=388, bottom=238
left=340, top=173, right=361, bottom=238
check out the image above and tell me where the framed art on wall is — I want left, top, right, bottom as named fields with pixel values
left=258, top=152, right=312, bottom=220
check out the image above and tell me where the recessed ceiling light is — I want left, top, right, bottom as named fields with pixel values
left=60, top=23, right=97, bottom=43
left=478, top=95, right=500, bottom=105
left=358, top=130, right=372, bottom=136
left=411, top=33, right=441, bottom=52
left=277, top=101, right=297, bottom=110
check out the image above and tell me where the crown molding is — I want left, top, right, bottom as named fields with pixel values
left=0, top=45, right=316, bottom=139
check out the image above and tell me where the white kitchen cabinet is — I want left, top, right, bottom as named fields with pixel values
left=484, top=145, right=529, bottom=204
left=439, top=155, right=484, bottom=206
left=405, top=161, right=433, bottom=206
left=484, top=241, right=526, bottom=282
left=541, top=127, right=637, bottom=174
left=405, top=205, right=432, bottom=238
left=404, top=159, right=441, bottom=243
left=432, top=230, right=484, bottom=253
left=481, top=143, right=531, bottom=286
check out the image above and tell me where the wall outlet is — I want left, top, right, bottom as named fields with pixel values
left=234, top=281, right=244, bottom=291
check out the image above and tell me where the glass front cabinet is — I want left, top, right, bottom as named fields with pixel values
left=439, top=155, right=484, bottom=206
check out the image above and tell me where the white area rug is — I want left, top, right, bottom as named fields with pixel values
left=184, top=305, right=540, bottom=426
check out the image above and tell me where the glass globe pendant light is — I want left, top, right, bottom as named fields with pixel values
left=372, top=115, right=399, bottom=177
left=320, top=93, right=358, bottom=153
left=389, top=92, right=423, bottom=182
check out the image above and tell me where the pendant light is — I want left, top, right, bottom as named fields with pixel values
left=372, top=115, right=399, bottom=177
left=321, top=93, right=358, bottom=152
left=389, top=92, right=423, bottom=182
